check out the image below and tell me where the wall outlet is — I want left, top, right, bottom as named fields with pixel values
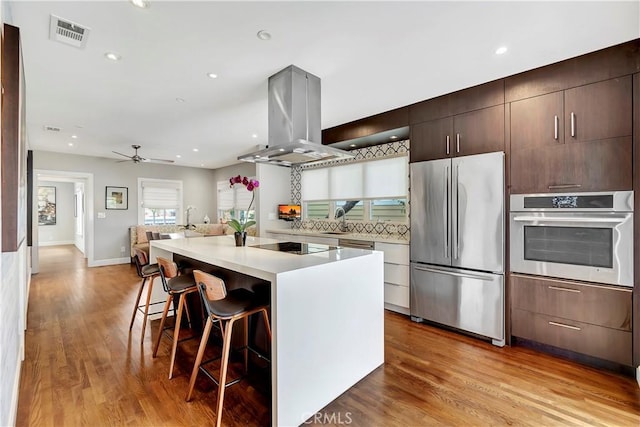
left=97, top=212, right=106, bottom=219
left=268, top=212, right=276, bottom=220
left=120, top=246, right=125, bottom=253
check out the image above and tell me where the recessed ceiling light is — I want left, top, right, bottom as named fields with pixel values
left=251, top=133, right=258, bottom=138
left=256, top=30, right=271, bottom=41
left=193, top=148, right=199, bottom=152
left=207, top=72, right=218, bottom=79
left=349, top=144, right=357, bottom=148
left=390, top=135, right=398, bottom=140
left=68, top=143, right=74, bottom=147
left=278, top=148, right=285, bottom=152
left=200, top=164, right=204, bottom=167
left=130, top=0, right=150, bottom=8
left=104, top=52, right=121, bottom=61
left=176, top=154, right=182, bottom=158
left=495, top=46, right=508, bottom=55
left=176, top=97, right=186, bottom=103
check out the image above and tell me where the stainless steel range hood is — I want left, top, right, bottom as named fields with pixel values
left=238, top=65, right=353, bottom=167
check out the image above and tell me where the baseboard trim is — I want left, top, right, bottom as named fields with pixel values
left=38, top=240, right=75, bottom=247
left=88, top=257, right=130, bottom=267
left=8, top=355, right=22, bottom=426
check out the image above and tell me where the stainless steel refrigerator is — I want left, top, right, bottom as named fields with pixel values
left=410, top=151, right=505, bottom=346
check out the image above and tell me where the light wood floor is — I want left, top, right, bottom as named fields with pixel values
left=16, top=245, right=640, bottom=426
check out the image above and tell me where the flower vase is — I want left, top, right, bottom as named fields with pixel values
left=234, top=231, right=247, bottom=247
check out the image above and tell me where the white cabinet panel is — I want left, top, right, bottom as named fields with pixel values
left=384, top=282, right=409, bottom=308
left=384, top=262, right=409, bottom=287
left=375, top=242, right=409, bottom=265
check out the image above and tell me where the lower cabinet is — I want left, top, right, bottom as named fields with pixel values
left=511, top=274, right=632, bottom=366
left=376, top=242, right=410, bottom=315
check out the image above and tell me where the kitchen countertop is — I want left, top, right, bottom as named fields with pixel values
left=265, top=228, right=409, bottom=245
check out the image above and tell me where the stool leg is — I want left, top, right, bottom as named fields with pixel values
left=153, top=294, right=173, bottom=358
left=216, top=317, right=236, bottom=427
left=261, top=309, right=272, bottom=341
left=243, top=316, right=249, bottom=373
left=184, top=296, right=193, bottom=329
left=168, top=292, right=187, bottom=379
left=140, top=275, right=155, bottom=342
left=129, top=276, right=147, bottom=330
left=185, top=316, right=214, bottom=402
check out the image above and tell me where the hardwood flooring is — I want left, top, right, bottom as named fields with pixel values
left=17, top=245, right=640, bottom=426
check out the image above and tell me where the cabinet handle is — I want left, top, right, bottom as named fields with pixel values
left=446, top=135, right=450, bottom=155
left=548, top=321, right=581, bottom=331
left=554, top=115, right=559, bottom=140
left=456, top=133, right=460, bottom=153
left=444, top=165, right=449, bottom=258
left=548, top=286, right=580, bottom=293
left=548, top=184, right=581, bottom=190
left=570, top=112, right=576, bottom=137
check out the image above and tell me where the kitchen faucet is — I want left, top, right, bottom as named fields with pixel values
left=335, top=206, right=348, bottom=232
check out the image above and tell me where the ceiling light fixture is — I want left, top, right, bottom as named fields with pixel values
left=68, top=143, right=74, bottom=147
left=130, top=0, right=150, bottom=8
left=495, top=46, right=508, bottom=55
left=256, top=30, right=271, bottom=41
left=104, top=52, right=121, bottom=61
left=193, top=148, right=199, bottom=152
left=176, top=97, right=186, bottom=103
left=251, top=133, right=258, bottom=138
left=176, top=154, right=182, bottom=158
left=390, top=135, right=398, bottom=140
left=349, top=144, right=357, bottom=148
left=207, top=72, right=218, bottom=79
left=71, top=135, right=78, bottom=139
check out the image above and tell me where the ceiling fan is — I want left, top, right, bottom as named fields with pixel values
left=112, top=145, right=175, bottom=164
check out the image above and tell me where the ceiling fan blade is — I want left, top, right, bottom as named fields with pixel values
left=112, top=151, right=133, bottom=158
left=148, top=158, right=175, bottom=163
left=116, top=159, right=131, bottom=163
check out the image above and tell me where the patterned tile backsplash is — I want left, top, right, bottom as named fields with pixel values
left=290, top=140, right=410, bottom=240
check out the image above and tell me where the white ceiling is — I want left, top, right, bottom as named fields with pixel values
left=7, top=1, right=640, bottom=169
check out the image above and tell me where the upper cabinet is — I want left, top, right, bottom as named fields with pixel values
left=510, top=77, right=632, bottom=193
left=409, top=80, right=505, bottom=163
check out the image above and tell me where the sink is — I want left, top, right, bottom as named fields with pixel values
left=320, top=231, right=350, bottom=235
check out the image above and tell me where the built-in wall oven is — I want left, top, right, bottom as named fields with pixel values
left=510, top=191, right=633, bottom=287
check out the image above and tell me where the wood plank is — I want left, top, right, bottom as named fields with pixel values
left=17, top=245, right=640, bottom=426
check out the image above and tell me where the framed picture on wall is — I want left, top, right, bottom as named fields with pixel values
left=37, top=186, right=56, bottom=225
left=106, top=186, right=128, bottom=210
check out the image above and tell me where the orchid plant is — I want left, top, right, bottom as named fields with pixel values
left=227, top=175, right=259, bottom=233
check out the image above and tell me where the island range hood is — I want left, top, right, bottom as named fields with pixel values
left=238, top=65, right=353, bottom=167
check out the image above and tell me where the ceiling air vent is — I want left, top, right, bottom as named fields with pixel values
left=49, top=15, right=90, bottom=49
left=43, top=125, right=61, bottom=132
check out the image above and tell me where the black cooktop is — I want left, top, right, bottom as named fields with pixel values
left=251, top=241, right=337, bottom=255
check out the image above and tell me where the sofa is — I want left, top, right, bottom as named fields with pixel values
left=129, top=223, right=257, bottom=259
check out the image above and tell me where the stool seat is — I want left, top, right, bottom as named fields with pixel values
left=167, top=274, right=196, bottom=292
left=141, top=263, right=160, bottom=276
left=207, top=288, right=256, bottom=317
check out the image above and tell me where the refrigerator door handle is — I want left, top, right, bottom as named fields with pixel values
left=444, top=165, right=449, bottom=258
left=454, top=164, right=460, bottom=260
left=412, top=265, right=495, bottom=281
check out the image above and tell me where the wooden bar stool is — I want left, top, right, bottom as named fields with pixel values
left=152, top=256, right=198, bottom=379
left=185, top=270, right=271, bottom=427
left=129, top=248, right=161, bottom=342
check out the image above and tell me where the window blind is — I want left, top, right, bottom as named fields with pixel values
left=141, top=181, right=180, bottom=209
left=217, top=182, right=235, bottom=210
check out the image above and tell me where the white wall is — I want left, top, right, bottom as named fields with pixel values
left=33, top=151, right=217, bottom=262
left=256, top=163, right=291, bottom=235
left=37, top=181, right=74, bottom=246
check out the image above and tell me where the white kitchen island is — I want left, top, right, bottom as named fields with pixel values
left=149, top=234, right=384, bottom=427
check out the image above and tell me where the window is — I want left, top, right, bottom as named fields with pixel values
left=370, top=199, right=407, bottom=221
left=217, top=180, right=256, bottom=223
left=138, top=178, right=182, bottom=225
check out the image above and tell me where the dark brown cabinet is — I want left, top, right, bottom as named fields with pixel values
left=510, top=77, right=632, bottom=193
left=410, top=104, right=504, bottom=162
left=511, top=274, right=632, bottom=366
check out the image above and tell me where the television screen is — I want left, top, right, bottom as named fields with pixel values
left=278, top=204, right=301, bottom=220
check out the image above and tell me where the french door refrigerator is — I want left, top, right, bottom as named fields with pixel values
left=410, top=151, right=505, bottom=346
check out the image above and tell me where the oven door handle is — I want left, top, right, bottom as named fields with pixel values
left=512, top=216, right=628, bottom=224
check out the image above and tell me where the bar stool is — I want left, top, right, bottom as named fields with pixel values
left=185, top=270, right=272, bottom=427
left=152, top=256, right=199, bottom=379
left=129, top=248, right=161, bottom=342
